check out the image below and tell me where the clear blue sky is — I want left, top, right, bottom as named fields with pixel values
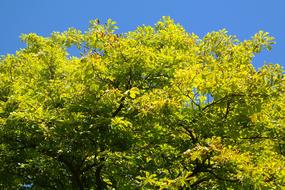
left=1, top=0, right=284, bottom=68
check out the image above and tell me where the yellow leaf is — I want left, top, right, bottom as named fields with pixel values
left=129, top=87, right=139, bottom=99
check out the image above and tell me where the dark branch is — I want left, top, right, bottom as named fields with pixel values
left=223, top=101, right=231, bottom=120
left=112, top=96, right=125, bottom=117
left=190, top=177, right=210, bottom=188
left=81, top=162, right=98, bottom=173
left=202, top=93, right=244, bottom=111
left=206, top=169, right=239, bottom=183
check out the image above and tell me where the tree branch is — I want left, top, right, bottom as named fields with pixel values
left=189, top=177, right=210, bottom=188
left=112, top=96, right=125, bottom=117
left=205, top=169, right=239, bottom=183
left=81, top=162, right=98, bottom=174
left=179, top=123, right=198, bottom=143
left=223, top=101, right=231, bottom=120
left=202, top=93, right=244, bottom=111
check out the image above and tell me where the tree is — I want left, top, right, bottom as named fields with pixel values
left=0, top=16, right=284, bottom=189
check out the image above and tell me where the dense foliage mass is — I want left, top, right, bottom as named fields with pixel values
left=0, top=17, right=284, bottom=189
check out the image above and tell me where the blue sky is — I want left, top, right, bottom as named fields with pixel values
left=1, top=0, right=284, bottom=68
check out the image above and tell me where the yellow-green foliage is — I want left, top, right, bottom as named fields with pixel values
left=0, top=17, right=284, bottom=189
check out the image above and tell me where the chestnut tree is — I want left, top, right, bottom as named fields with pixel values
left=0, top=17, right=284, bottom=189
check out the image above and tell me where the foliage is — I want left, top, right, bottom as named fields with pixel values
left=0, top=16, right=284, bottom=189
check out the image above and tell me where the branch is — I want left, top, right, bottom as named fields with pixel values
left=189, top=177, right=210, bottom=188
left=126, top=67, right=133, bottom=90
left=81, top=162, right=98, bottom=173
left=176, top=85, right=201, bottom=110
left=223, top=101, right=231, bottom=120
left=206, top=169, right=239, bottom=183
left=94, top=158, right=107, bottom=189
left=239, top=136, right=277, bottom=140
left=112, top=96, right=125, bottom=117
left=186, top=93, right=201, bottom=110
left=202, top=93, right=245, bottom=111
left=179, top=124, right=197, bottom=143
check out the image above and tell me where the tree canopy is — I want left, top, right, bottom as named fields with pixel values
left=0, top=17, right=284, bottom=189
